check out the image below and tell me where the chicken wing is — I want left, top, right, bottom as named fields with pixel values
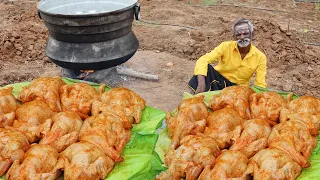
left=92, top=87, right=146, bottom=128
left=157, top=134, right=220, bottom=180
left=6, top=144, right=61, bottom=180
left=268, top=121, right=317, bottom=168
left=244, top=148, right=302, bottom=180
left=229, top=119, right=271, bottom=158
left=209, top=85, right=254, bottom=119
left=39, top=111, right=83, bottom=152
left=0, top=127, right=29, bottom=176
left=204, top=107, right=245, bottom=149
left=167, top=96, right=208, bottom=149
left=18, top=76, right=66, bottom=112
left=60, top=82, right=105, bottom=119
left=79, top=111, right=130, bottom=162
left=56, top=142, right=114, bottom=180
left=12, top=100, right=55, bottom=143
left=0, top=87, right=18, bottom=127
left=280, top=95, right=320, bottom=136
left=249, top=91, right=288, bottom=126
left=198, top=150, right=248, bottom=180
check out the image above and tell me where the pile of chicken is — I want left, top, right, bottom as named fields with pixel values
left=157, top=85, right=320, bottom=180
left=0, top=76, right=146, bottom=180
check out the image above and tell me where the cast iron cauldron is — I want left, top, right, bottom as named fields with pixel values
left=38, top=0, right=140, bottom=70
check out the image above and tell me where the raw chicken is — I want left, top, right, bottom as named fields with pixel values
left=167, top=96, right=208, bottom=149
left=249, top=91, right=289, bottom=126
left=6, top=144, right=61, bottom=180
left=281, top=112, right=320, bottom=136
left=39, top=111, right=83, bottom=152
left=0, top=127, right=29, bottom=176
left=79, top=111, right=130, bottom=162
left=157, top=134, right=220, bottom=180
left=280, top=95, right=320, bottom=136
left=60, top=82, right=105, bottom=119
left=12, top=100, right=55, bottom=143
left=268, top=121, right=317, bottom=168
left=244, top=148, right=302, bottom=180
left=91, top=87, right=146, bottom=128
left=209, top=85, right=254, bottom=119
left=0, top=87, right=18, bottom=127
left=229, top=119, right=271, bottom=158
left=198, top=150, right=248, bottom=180
left=56, top=142, right=114, bottom=180
left=204, top=107, right=245, bottom=149
left=18, top=76, right=66, bottom=112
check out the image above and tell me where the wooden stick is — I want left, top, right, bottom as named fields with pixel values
left=116, top=66, right=159, bottom=81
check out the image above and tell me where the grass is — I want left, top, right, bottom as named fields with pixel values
left=203, top=0, right=218, bottom=5
left=315, top=0, right=320, bottom=20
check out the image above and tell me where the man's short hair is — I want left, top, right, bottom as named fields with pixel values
left=232, top=19, right=254, bottom=35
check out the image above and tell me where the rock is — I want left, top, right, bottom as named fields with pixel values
left=271, top=44, right=279, bottom=51
left=286, top=32, right=292, bottom=36
left=4, top=41, right=12, bottom=49
left=16, top=51, right=21, bottom=55
left=279, top=24, right=287, bottom=33
left=282, top=84, right=292, bottom=92
left=271, top=34, right=284, bottom=43
left=307, top=66, right=313, bottom=71
left=310, top=73, right=315, bottom=78
left=12, top=31, right=20, bottom=39
left=14, top=43, right=23, bottom=51
left=305, top=49, right=316, bottom=57
left=166, top=62, right=174, bottom=67
left=155, top=50, right=160, bottom=53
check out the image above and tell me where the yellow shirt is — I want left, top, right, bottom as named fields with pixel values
left=194, top=41, right=267, bottom=88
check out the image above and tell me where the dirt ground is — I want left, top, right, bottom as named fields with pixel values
left=1, top=0, right=320, bottom=111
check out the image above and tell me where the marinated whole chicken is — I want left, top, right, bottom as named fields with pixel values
left=167, top=96, right=208, bottom=149
left=209, top=85, right=254, bottom=119
left=204, top=107, right=245, bottom=149
left=39, top=111, right=83, bottom=152
left=244, top=148, right=302, bottom=180
left=281, top=112, right=320, bottom=136
left=0, top=87, right=18, bottom=127
left=229, top=119, right=271, bottom=158
left=6, top=144, right=61, bottom=180
left=56, top=142, right=114, bottom=180
left=60, top=82, right=105, bottom=119
left=249, top=91, right=289, bottom=126
left=198, top=150, right=248, bottom=180
left=157, top=134, right=220, bottom=180
left=91, top=87, right=146, bottom=128
left=12, top=100, right=55, bottom=143
left=79, top=111, right=130, bottom=162
left=0, top=127, right=30, bottom=176
left=268, top=121, right=317, bottom=168
left=18, top=76, right=66, bottom=112
left=280, top=95, right=320, bottom=136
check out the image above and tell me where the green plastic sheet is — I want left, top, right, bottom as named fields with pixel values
left=155, top=86, right=320, bottom=179
left=0, top=78, right=166, bottom=180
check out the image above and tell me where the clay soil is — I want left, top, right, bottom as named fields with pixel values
left=1, top=0, right=320, bottom=111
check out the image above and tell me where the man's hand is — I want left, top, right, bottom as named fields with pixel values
left=195, top=75, right=206, bottom=94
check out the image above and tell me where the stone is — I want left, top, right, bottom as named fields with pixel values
left=14, top=43, right=23, bottom=51
left=305, top=49, right=316, bottom=57
left=271, top=34, right=284, bottom=43
left=307, top=66, right=313, bottom=71
left=282, top=84, right=292, bottom=92
left=271, top=44, right=279, bottom=51
left=12, top=31, right=20, bottom=39
left=166, top=62, right=173, bottom=67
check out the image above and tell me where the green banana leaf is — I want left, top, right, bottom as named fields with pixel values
left=155, top=86, right=320, bottom=179
left=0, top=78, right=166, bottom=180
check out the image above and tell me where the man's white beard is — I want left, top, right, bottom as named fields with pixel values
left=237, top=38, right=251, bottom=47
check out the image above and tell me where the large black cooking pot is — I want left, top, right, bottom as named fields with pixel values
left=38, top=0, right=140, bottom=70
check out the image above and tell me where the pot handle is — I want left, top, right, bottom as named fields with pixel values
left=38, top=10, right=42, bottom=19
left=134, top=3, right=140, bottom=20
